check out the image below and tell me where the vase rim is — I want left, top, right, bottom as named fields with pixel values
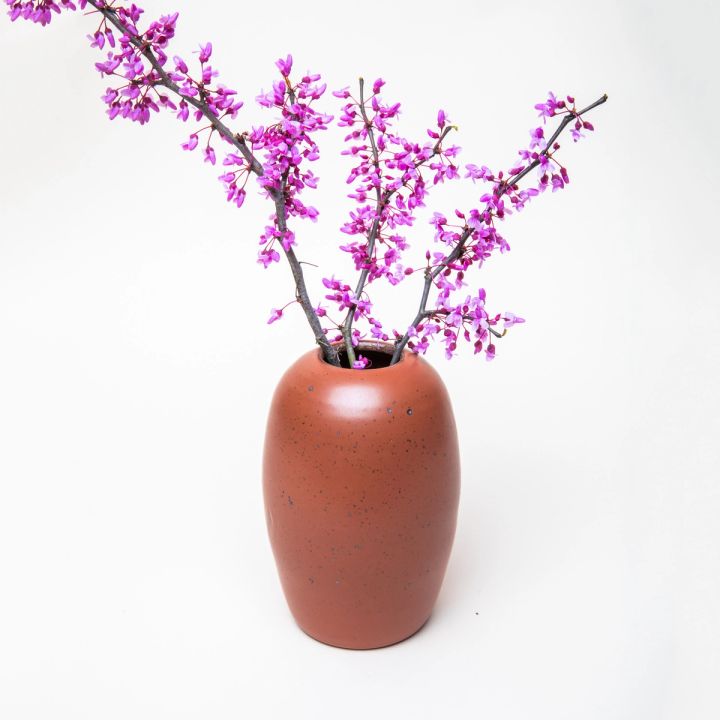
left=316, top=340, right=409, bottom=372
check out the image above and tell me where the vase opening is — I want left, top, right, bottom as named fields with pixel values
left=327, top=343, right=398, bottom=370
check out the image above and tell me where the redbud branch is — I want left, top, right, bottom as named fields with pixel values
left=391, top=227, right=472, bottom=363
left=341, top=80, right=456, bottom=365
left=86, top=0, right=263, bottom=176
left=391, top=93, right=607, bottom=365
left=341, top=77, right=381, bottom=366
left=501, top=94, right=608, bottom=191
left=86, top=1, right=338, bottom=364
left=419, top=308, right=506, bottom=336
left=275, top=83, right=341, bottom=365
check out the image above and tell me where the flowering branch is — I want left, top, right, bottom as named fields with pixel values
left=340, top=78, right=382, bottom=366
left=499, top=93, right=608, bottom=192
left=82, top=0, right=340, bottom=365
left=255, top=58, right=340, bottom=365
left=391, top=92, right=608, bottom=365
left=337, top=79, right=457, bottom=366
left=391, top=227, right=473, bottom=363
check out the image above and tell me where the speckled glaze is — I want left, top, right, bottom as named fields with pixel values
left=262, top=343, right=460, bottom=649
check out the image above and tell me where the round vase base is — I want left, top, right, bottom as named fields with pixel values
left=295, top=614, right=432, bottom=651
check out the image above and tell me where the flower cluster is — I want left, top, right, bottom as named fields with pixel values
left=5, top=0, right=84, bottom=25
left=7, top=0, right=605, bottom=368
left=93, top=7, right=182, bottom=125
left=318, top=277, right=387, bottom=348
left=251, top=55, right=333, bottom=268
left=313, top=81, right=462, bottom=349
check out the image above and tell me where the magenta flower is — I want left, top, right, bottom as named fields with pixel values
left=503, top=313, right=525, bottom=328
left=529, top=126, right=545, bottom=150
left=204, top=146, right=216, bottom=164
left=275, top=53, right=293, bottom=76
left=267, top=308, right=283, bottom=324
left=198, top=41, right=212, bottom=63
left=181, top=133, right=198, bottom=151
left=258, top=248, right=280, bottom=268
left=535, top=91, right=562, bottom=120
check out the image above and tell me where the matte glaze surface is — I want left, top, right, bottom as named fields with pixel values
left=262, top=345, right=460, bottom=649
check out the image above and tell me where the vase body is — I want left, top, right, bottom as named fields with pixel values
left=262, top=344, right=460, bottom=649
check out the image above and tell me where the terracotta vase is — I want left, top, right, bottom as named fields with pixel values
left=262, top=342, right=460, bottom=649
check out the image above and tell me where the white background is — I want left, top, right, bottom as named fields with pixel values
left=1, top=1, right=718, bottom=718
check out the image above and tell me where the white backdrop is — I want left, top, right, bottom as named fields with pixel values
left=1, top=1, right=718, bottom=718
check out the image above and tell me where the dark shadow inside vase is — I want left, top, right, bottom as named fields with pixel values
left=334, top=348, right=394, bottom=370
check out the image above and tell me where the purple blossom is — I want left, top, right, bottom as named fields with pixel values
left=503, top=313, right=525, bottom=328
left=534, top=91, right=564, bottom=121
left=529, top=126, right=545, bottom=150
left=322, top=276, right=356, bottom=313
left=181, top=133, right=198, bottom=151
left=267, top=308, right=283, bottom=324
left=275, top=53, right=293, bottom=76
left=258, top=248, right=281, bottom=268
left=198, top=41, right=212, bottom=63
left=465, top=164, right=493, bottom=182
left=5, top=0, right=86, bottom=25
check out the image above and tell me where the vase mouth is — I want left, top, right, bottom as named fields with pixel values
left=318, top=341, right=407, bottom=371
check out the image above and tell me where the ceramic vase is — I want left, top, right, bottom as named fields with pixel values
left=263, top=343, right=460, bottom=649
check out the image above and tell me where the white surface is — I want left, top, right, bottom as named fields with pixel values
left=1, top=1, right=718, bottom=718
